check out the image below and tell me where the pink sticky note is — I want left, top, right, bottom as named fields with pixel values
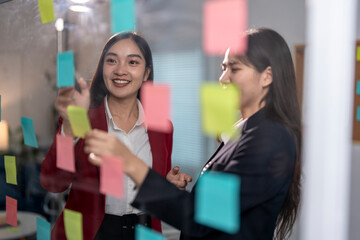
left=100, top=156, right=124, bottom=198
left=141, top=82, right=172, bottom=132
left=203, top=0, right=248, bottom=55
left=56, top=134, right=75, bottom=173
left=6, top=196, right=17, bottom=227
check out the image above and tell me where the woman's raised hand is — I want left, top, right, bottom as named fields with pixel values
left=54, top=78, right=90, bottom=136
left=166, top=166, right=192, bottom=190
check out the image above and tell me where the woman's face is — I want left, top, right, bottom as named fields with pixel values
left=219, top=48, right=271, bottom=112
left=103, top=38, right=150, bottom=101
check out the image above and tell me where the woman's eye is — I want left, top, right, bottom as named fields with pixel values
left=129, top=60, right=139, bottom=65
left=105, top=58, right=116, bottom=64
left=231, top=68, right=240, bottom=73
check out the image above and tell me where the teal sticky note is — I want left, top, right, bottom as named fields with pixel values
left=135, top=225, right=166, bottom=240
left=195, top=172, right=241, bottom=234
left=37, top=217, right=51, bottom=240
left=111, top=0, right=136, bottom=34
left=57, top=51, right=75, bottom=88
left=357, top=106, right=360, bottom=122
left=356, top=80, right=360, bottom=95
left=21, top=117, right=38, bottom=148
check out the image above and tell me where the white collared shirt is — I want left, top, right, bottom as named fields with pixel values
left=104, top=97, right=152, bottom=215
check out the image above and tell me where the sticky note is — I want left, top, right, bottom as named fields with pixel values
left=21, top=117, right=39, bottom=148
left=135, top=225, right=166, bottom=240
left=195, top=172, right=241, bottom=234
left=38, top=0, right=55, bottom=24
left=356, top=80, right=360, bottom=95
left=200, top=83, right=240, bottom=136
left=6, top=196, right=17, bottom=228
left=37, top=217, right=51, bottom=240
left=67, top=106, right=91, bottom=138
left=357, top=106, right=360, bottom=122
left=56, top=134, right=75, bottom=172
left=7, top=227, right=20, bottom=232
left=141, top=82, right=172, bottom=132
left=357, top=46, right=360, bottom=61
left=64, top=209, right=83, bottom=240
left=111, top=0, right=136, bottom=34
left=203, top=0, right=248, bottom=55
left=4, top=156, right=17, bottom=185
left=57, top=51, right=75, bottom=88
left=100, top=156, right=124, bottom=198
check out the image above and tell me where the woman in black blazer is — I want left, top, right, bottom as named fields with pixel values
left=84, top=28, right=302, bottom=240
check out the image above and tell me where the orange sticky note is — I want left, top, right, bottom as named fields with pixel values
left=100, top=156, right=124, bottom=198
left=6, top=196, right=17, bottom=228
left=203, top=0, right=248, bottom=55
left=141, top=82, right=172, bottom=132
left=56, top=134, right=75, bottom=173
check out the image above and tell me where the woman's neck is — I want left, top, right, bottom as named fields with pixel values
left=241, top=101, right=265, bottom=119
left=107, top=95, right=139, bottom=122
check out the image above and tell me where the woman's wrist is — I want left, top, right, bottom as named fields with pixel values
left=125, top=155, right=149, bottom=188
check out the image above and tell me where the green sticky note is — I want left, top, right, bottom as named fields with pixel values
left=21, top=117, right=39, bottom=148
left=7, top=227, right=20, bottom=232
left=67, top=106, right=91, bottom=138
left=195, top=172, right=241, bottom=234
left=357, top=106, right=360, bottom=122
left=57, top=51, right=75, bottom=88
left=64, top=209, right=83, bottom=240
left=200, top=83, right=240, bottom=136
left=37, top=217, right=51, bottom=240
left=357, top=46, right=360, bottom=61
left=135, top=225, right=166, bottom=240
left=38, top=0, right=55, bottom=24
left=111, top=0, right=136, bottom=34
left=4, top=156, right=17, bottom=185
left=356, top=80, right=360, bottom=95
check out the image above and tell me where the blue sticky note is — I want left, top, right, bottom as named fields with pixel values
left=111, top=0, right=136, bottom=34
left=37, top=217, right=51, bottom=240
left=21, top=117, right=38, bottom=148
left=195, top=172, right=241, bottom=234
left=57, top=51, right=75, bottom=88
left=357, top=106, right=360, bottom=122
left=135, top=225, right=165, bottom=240
left=356, top=80, right=360, bottom=95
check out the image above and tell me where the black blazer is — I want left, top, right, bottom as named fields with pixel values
left=132, top=108, right=296, bottom=240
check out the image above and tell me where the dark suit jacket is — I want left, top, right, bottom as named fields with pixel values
left=40, top=101, right=173, bottom=240
left=132, top=108, right=295, bottom=240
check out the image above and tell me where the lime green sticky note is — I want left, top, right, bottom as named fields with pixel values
left=6, top=227, right=20, bottom=232
left=67, top=106, right=91, bottom=138
left=38, top=0, right=55, bottom=24
left=4, top=156, right=17, bottom=185
left=64, top=209, right=83, bottom=240
left=200, top=83, right=240, bottom=136
left=195, top=172, right=241, bottom=234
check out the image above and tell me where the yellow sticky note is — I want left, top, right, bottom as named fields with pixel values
left=357, top=46, right=360, bottom=61
left=4, top=156, right=17, bottom=185
left=200, top=83, right=240, bottom=136
left=38, top=0, right=55, bottom=24
left=64, top=209, right=83, bottom=240
left=67, top=106, right=91, bottom=138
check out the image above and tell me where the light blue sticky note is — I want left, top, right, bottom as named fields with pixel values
left=195, top=172, right=241, bottom=234
left=357, top=106, right=360, bottom=122
left=57, top=51, right=75, bottom=88
left=356, top=80, right=360, bottom=95
left=135, top=225, right=166, bottom=240
left=21, top=117, right=38, bottom=148
left=111, top=0, right=136, bottom=34
left=37, top=217, right=51, bottom=240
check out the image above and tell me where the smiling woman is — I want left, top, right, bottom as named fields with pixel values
left=40, top=32, right=176, bottom=240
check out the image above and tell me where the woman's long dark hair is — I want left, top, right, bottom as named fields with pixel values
left=89, top=32, right=154, bottom=108
left=239, top=28, right=302, bottom=239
